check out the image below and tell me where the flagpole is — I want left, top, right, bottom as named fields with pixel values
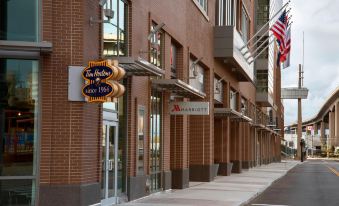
left=245, top=33, right=274, bottom=61
left=248, top=40, right=275, bottom=64
left=240, top=0, right=291, bottom=51
left=243, top=15, right=292, bottom=56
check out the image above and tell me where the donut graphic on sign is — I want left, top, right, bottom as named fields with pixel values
left=82, top=60, right=125, bottom=102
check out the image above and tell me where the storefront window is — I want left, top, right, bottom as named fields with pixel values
left=103, top=0, right=128, bottom=56
left=137, top=106, right=145, bottom=175
left=0, top=59, right=39, bottom=205
left=0, top=0, right=39, bottom=41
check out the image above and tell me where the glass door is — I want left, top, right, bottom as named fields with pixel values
left=101, top=121, right=121, bottom=205
left=150, top=90, right=163, bottom=192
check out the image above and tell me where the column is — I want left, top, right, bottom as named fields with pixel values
left=335, top=101, right=339, bottom=146
left=329, top=111, right=335, bottom=150
left=242, top=123, right=250, bottom=169
left=170, top=113, right=189, bottom=189
left=320, top=121, right=326, bottom=147
left=230, top=121, right=242, bottom=173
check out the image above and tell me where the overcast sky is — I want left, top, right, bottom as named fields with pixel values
left=281, top=0, right=339, bottom=125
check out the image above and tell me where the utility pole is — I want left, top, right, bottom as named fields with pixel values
left=296, top=64, right=303, bottom=160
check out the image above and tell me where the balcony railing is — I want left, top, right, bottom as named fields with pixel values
left=214, top=0, right=254, bottom=82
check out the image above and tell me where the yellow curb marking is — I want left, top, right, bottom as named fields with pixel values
left=326, top=165, right=339, bottom=176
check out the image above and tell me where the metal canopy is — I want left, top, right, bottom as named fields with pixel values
left=0, top=40, right=53, bottom=53
left=151, top=79, right=206, bottom=99
left=251, top=123, right=266, bottom=129
left=214, top=108, right=252, bottom=122
left=117, top=57, right=165, bottom=77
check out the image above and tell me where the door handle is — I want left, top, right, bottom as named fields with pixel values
left=109, top=160, right=113, bottom=171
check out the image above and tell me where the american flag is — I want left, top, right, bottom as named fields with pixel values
left=270, top=10, right=288, bottom=50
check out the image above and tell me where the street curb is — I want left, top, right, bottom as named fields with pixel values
left=239, top=162, right=301, bottom=206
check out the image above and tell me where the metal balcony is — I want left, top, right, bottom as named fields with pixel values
left=214, top=26, right=254, bottom=82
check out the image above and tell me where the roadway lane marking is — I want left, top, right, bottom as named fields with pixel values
left=251, top=204, right=289, bottom=206
left=326, top=165, right=339, bottom=176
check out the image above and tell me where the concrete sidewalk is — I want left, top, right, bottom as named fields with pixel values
left=123, top=161, right=299, bottom=206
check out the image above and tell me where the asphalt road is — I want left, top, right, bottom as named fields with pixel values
left=248, top=159, right=339, bottom=206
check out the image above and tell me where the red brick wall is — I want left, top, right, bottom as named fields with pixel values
left=40, top=0, right=101, bottom=185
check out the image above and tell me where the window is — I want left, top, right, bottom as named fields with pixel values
left=150, top=91, right=162, bottom=192
left=195, top=0, right=208, bottom=13
left=257, top=36, right=269, bottom=58
left=216, top=0, right=236, bottom=26
left=241, top=6, right=250, bottom=42
left=257, top=0, right=269, bottom=26
left=137, top=106, right=145, bottom=175
left=0, top=0, right=39, bottom=41
left=256, top=70, right=269, bottom=92
left=230, top=89, right=237, bottom=110
left=0, top=59, right=39, bottom=205
left=241, top=98, right=247, bottom=115
left=150, top=23, right=163, bottom=68
left=170, top=43, right=177, bottom=78
left=103, top=0, right=128, bottom=56
left=189, top=58, right=204, bottom=93
left=214, top=76, right=223, bottom=103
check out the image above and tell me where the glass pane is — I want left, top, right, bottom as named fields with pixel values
left=108, top=126, right=114, bottom=197
left=150, top=90, right=162, bottom=192
left=101, top=125, right=106, bottom=199
left=0, top=59, right=39, bottom=176
left=0, top=179, right=35, bottom=206
left=103, top=0, right=128, bottom=56
left=0, top=0, right=38, bottom=41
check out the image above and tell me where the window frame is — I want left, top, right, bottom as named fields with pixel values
left=0, top=57, right=41, bottom=206
left=192, top=0, right=209, bottom=21
left=102, top=0, right=129, bottom=57
left=0, top=0, right=40, bottom=42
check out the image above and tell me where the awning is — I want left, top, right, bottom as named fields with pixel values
left=0, top=40, right=53, bottom=53
left=116, top=57, right=165, bottom=77
left=251, top=123, right=266, bottom=129
left=151, top=79, right=206, bottom=99
left=214, top=108, right=252, bottom=122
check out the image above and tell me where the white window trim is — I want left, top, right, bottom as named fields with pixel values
left=192, top=0, right=209, bottom=21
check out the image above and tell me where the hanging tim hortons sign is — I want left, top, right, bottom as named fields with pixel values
left=82, top=60, right=125, bottom=102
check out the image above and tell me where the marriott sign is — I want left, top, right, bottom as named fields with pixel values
left=169, top=102, right=210, bottom=115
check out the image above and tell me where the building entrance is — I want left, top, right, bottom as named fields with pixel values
left=101, top=121, right=122, bottom=205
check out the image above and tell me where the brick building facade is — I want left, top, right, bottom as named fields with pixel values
left=0, top=0, right=284, bottom=205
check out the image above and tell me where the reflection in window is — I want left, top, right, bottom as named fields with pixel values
left=0, top=0, right=38, bottom=41
left=103, top=0, right=128, bottom=56
left=150, top=90, right=162, bottom=192
left=256, top=70, right=269, bottom=93
left=137, top=106, right=145, bottom=176
left=241, top=6, right=250, bottom=43
left=170, top=43, right=177, bottom=78
left=189, top=58, right=204, bottom=93
left=0, top=179, right=35, bottom=205
left=195, top=0, right=208, bottom=13
left=150, top=23, right=163, bottom=68
left=230, top=89, right=237, bottom=110
left=0, top=59, right=39, bottom=205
